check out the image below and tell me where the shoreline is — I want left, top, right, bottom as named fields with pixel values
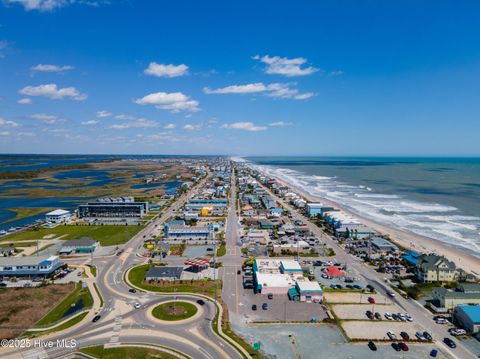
left=248, top=164, right=480, bottom=276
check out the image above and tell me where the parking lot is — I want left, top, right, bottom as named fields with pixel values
left=331, top=304, right=397, bottom=320
left=341, top=320, right=424, bottom=341
left=323, top=291, right=392, bottom=304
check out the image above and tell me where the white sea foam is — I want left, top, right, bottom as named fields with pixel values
left=246, top=161, right=480, bottom=256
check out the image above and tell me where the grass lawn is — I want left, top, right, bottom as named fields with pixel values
left=0, top=241, right=38, bottom=247
left=1, top=224, right=144, bottom=246
left=81, top=345, right=177, bottom=359
left=128, top=264, right=221, bottom=298
left=216, top=241, right=226, bottom=257
left=25, top=311, right=88, bottom=337
left=152, top=301, right=197, bottom=321
left=88, top=264, right=97, bottom=277
left=169, top=243, right=185, bottom=255
left=0, top=283, right=75, bottom=339
left=35, top=282, right=93, bottom=326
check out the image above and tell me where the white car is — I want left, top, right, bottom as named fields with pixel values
left=387, top=331, right=397, bottom=340
left=134, top=303, right=141, bottom=309
left=450, top=329, right=466, bottom=336
left=384, top=313, right=393, bottom=320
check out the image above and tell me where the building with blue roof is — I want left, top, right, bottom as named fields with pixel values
left=0, top=255, right=63, bottom=278
left=454, top=305, right=480, bottom=333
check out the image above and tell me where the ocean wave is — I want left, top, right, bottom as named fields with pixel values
left=247, top=161, right=480, bottom=256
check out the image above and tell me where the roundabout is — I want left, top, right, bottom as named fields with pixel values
left=148, top=300, right=203, bottom=324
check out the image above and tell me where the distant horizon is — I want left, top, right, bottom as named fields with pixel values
left=2, top=153, right=480, bottom=159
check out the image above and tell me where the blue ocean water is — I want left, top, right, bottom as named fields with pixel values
left=246, top=157, right=480, bottom=255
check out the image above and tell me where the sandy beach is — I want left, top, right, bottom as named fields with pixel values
left=265, top=173, right=480, bottom=276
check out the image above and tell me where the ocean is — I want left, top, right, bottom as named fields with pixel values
left=245, top=157, right=480, bottom=256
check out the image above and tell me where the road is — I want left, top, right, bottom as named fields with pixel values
left=253, top=173, right=477, bottom=359
left=1, top=173, right=244, bottom=359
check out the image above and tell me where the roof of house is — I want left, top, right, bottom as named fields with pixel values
left=417, top=254, right=456, bottom=271
left=280, top=260, right=302, bottom=272
left=145, top=266, right=183, bottom=279
left=459, top=284, right=480, bottom=293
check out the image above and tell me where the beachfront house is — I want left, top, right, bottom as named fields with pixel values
left=415, top=254, right=457, bottom=283
left=45, top=209, right=71, bottom=224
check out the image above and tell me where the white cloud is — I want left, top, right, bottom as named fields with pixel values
left=203, top=83, right=267, bottom=94
left=0, top=118, right=19, bottom=127
left=17, top=131, right=36, bottom=137
left=144, top=62, right=189, bottom=78
left=328, top=70, right=344, bottom=77
left=17, top=98, right=32, bottom=105
left=114, top=114, right=136, bottom=120
left=135, top=91, right=200, bottom=113
left=221, top=121, right=267, bottom=132
left=183, top=124, right=201, bottom=131
left=110, top=118, right=159, bottom=130
left=164, top=123, right=176, bottom=129
left=81, top=120, right=98, bottom=125
left=31, top=64, right=74, bottom=72
left=4, top=0, right=104, bottom=12
left=204, top=82, right=315, bottom=100
left=29, top=113, right=59, bottom=124
left=19, top=83, right=87, bottom=101
left=269, top=121, right=292, bottom=127
left=0, top=131, right=10, bottom=136
left=253, top=54, right=318, bottom=77
left=96, top=110, right=112, bottom=118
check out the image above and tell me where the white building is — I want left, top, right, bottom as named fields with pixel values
left=45, top=209, right=71, bottom=224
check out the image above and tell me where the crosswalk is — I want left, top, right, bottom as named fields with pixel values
left=109, top=316, right=123, bottom=344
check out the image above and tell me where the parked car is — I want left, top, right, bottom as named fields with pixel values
left=197, top=299, right=205, bottom=306
left=267, top=293, right=273, bottom=300
left=366, top=310, right=374, bottom=320
left=400, top=331, right=410, bottom=340
left=374, top=312, right=382, bottom=320
left=415, top=332, right=426, bottom=341
left=384, top=312, right=393, bottom=320
left=430, top=349, right=438, bottom=357
left=449, top=328, right=466, bottom=336
left=92, top=315, right=101, bottom=323
left=262, top=303, right=268, bottom=310
left=423, top=331, right=433, bottom=341
left=368, top=297, right=376, bottom=304
left=391, top=342, right=401, bottom=351
left=0, top=282, right=7, bottom=288
left=443, top=337, right=456, bottom=348
left=367, top=341, right=377, bottom=351
left=387, top=331, right=397, bottom=340
left=399, top=342, right=409, bottom=351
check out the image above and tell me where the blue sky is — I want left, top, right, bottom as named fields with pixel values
left=1, top=0, right=480, bottom=156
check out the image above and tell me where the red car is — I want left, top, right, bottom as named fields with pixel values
left=399, top=342, right=409, bottom=351
left=368, top=297, right=376, bottom=304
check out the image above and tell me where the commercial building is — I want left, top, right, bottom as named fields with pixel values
left=432, top=284, right=480, bottom=309
left=415, top=254, right=457, bottom=283
left=0, top=255, right=63, bottom=278
left=370, top=236, right=399, bottom=252
left=164, top=220, right=213, bottom=240
left=59, top=238, right=98, bottom=254
left=145, top=266, right=183, bottom=281
left=453, top=305, right=480, bottom=333
left=288, top=281, right=323, bottom=302
left=272, top=241, right=311, bottom=255
left=253, top=258, right=305, bottom=296
left=78, top=198, right=148, bottom=219
left=305, top=203, right=324, bottom=217
left=45, top=209, right=71, bottom=224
